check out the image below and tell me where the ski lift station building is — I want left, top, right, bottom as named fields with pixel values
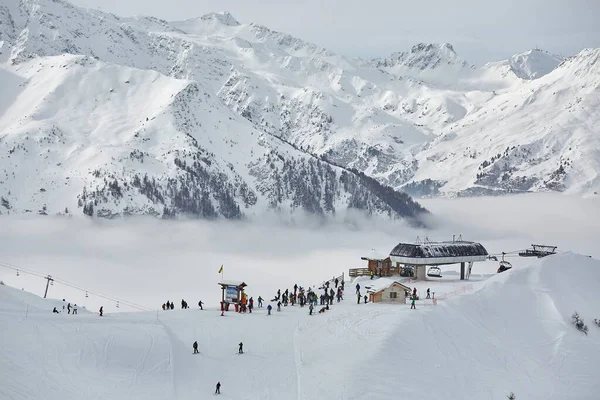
left=389, top=239, right=489, bottom=281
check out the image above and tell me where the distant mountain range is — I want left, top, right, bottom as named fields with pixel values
left=0, top=1, right=598, bottom=220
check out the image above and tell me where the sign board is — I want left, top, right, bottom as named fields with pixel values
left=225, top=286, right=238, bottom=303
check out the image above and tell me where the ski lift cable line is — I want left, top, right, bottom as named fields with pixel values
left=0, top=261, right=151, bottom=312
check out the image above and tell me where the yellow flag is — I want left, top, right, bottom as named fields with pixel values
left=218, top=264, right=223, bottom=274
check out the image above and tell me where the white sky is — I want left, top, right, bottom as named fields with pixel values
left=67, top=0, right=600, bottom=65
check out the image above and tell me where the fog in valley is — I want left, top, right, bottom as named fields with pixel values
left=0, top=193, right=598, bottom=314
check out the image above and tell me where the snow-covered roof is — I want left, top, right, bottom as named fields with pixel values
left=390, top=241, right=488, bottom=258
left=218, top=281, right=247, bottom=287
left=363, top=278, right=410, bottom=294
left=361, top=249, right=389, bottom=261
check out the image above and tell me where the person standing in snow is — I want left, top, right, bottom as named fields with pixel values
left=67, top=303, right=72, bottom=314
left=258, top=296, right=263, bottom=307
left=238, top=342, right=243, bottom=354
left=356, top=283, right=360, bottom=294
left=62, top=299, right=66, bottom=312
left=193, top=341, right=199, bottom=354
left=363, top=295, right=368, bottom=304
left=198, top=300, right=203, bottom=310
left=309, top=303, right=314, bottom=315
left=267, top=304, right=272, bottom=315
left=357, top=293, right=361, bottom=304
left=73, top=304, right=78, bottom=315
left=334, top=278, right=339, bottom=288
left=215, top=381, right=221, bottom=395
left=277, top=301, right=282, bottom=312
left=170, top=303, right=174, bottom=310
left=410, top=296, right=416, bottom=310
left=99, top=306, right=103, bottom=317
left=370, top=270, right=374, bottom=280
left=412, top=288, right=417, bottom=298
left=426, top=288, right=431, bottom=299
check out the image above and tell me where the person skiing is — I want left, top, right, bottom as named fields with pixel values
left=170, top=302, right=174, bottom=310
left=410, top=296, right=416, bottom=310
left=53, top=307, right=59, bottom=313
left=426, top=288, right=431, bottom=299
left=181, top=299, right=185, bottom=309
left=355, top=283, right=360, bottom=294
left=198, top=300, right=203, bottom=310
left=267, top=304, right=272, bottom=315
left=215, top=381, right=221, bottom=395
left=238, top=342, right=243, bottom=354
left=277, top=301, right=282, bottom=312
left=99, top=306, right=103, bottom=317
left=166, top=301, right=171, bottom=310
left=67, top=303, right=72, bottom=314
left=193, top=341, right=199, bottom=354
left=309, top=303, right=314, bottom=315
left=62, top=299, right=66, bottom=312
left=73, top=304, right=78, bottom=315
left=258, top=296, right=263, bottom=307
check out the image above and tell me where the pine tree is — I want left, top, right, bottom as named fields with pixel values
left=572, top=312, right=589, bottom=335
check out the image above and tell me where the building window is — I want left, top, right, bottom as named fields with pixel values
left=389, top=292, right=397, bottom=299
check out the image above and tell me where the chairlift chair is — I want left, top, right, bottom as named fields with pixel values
left=427, top=266, right=442, bottom=278
left=497, top=261, right=512, bottom=273
left=497, top=252, right=512, bottom=273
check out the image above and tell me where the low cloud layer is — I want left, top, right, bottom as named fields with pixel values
left=0, top=193, right=597, bottom=314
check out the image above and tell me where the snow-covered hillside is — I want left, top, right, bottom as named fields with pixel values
left=0, top=0, right=598, bottom=220
left=1, top=252, right=598, bottom=399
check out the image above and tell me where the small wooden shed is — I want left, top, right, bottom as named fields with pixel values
left=368, top=280, right=410, bottom=304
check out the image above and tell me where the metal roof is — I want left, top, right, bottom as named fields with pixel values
left=389, top=241, right=488, bottom=265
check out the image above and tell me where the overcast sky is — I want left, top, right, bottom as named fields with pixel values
left=68, top=0, right=600, bottom=65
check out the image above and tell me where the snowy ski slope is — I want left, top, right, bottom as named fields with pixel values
left=1, top=252, right=599, bottom=400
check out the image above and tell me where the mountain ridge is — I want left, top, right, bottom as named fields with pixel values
left=0, top=0, right=598, bottom=221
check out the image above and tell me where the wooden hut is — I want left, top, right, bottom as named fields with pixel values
left=367, top=279, right=411, bottom=304
left=361, top=249, right=392, bottom=277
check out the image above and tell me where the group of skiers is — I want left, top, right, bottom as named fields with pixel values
left=354, top=283, right=369, bottom=304
left=52, top=300, right=79, bottom=315
left=161, top=299, right=204, bottom=311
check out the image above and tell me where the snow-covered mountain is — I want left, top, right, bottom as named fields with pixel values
left=484, top=48, right=564, bottom=80
left=0, top=0, right=598, bottom=220
left=0, top=1, right=426, bottom=221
